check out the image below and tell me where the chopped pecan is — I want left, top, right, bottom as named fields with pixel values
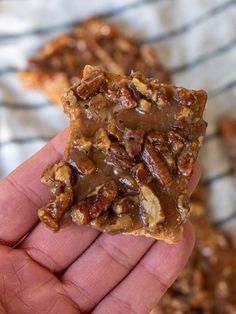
left=167, top=131, right=185, bottom=154
left=140, top=184, right=165, bottom=228
left=119, top=175, right=139, bottom=192
left=83, top=64, right=100, bottom=79
left=177, top=194, right=190, bottom=220
left=157, top=92, right=169, bottom=109
left=39, top=161, right=74, bottom=231
left=107, top=118, right=124, bottom=141
left=133, top=163, right=152, bottom=185
left=73, top=136, right=92, bottom=153
left=71, top=180, right=118, bottom=224
left=107, top=143, right=133, bottom=168
left=38, top=189, right=73, bottom=232
left=173, top=120, right=207, bottom=141
left=54, top=164, right=73, bottom=187
left=175, top=106, right=194, bottom=121
left=147, top=131, right=177, bottom=171
left=86, top=93, right=107, bottom=121
left=92, top=214, right=133, bottom=233
left=138, top=98, right=151, bottom=113
left=177, top=143, right=197, bottom=176
left=40, top=162, right=73, bottom=187
left=113, top=196, right=137, bottom=215
left=123, top=128, right=145, bottom=157
left=119, top=86, right=137, bottom=109
left=175, top=88, right=198, bottom=107
left=147, top=131, right=167, bottom=151
left=69, top=152, right=95, bottom=175
left=94, top=128, right=111, bottom=152
left=141, top=143, right=174, bottom=187
left=129, top=77, right=154, bottom=100
left=76, top=68, right=104, bottom=99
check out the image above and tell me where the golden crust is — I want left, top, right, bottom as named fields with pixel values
left=124, top=225, right=183, bottom=244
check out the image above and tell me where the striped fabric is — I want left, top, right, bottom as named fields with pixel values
left=0, top=0, right=236, bottom=240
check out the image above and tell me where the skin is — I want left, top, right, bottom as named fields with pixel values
left=0, top=129, right=200, bottom=314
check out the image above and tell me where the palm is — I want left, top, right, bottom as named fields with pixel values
left=0, top=131, right=198, bottom=314
left=0, top=246, right=78, bottom=313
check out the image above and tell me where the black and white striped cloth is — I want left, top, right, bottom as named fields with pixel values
left=0, top=0, right=236, bottom=240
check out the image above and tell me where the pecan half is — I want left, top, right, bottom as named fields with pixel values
left=123, top=128, right=145, bottom=157
left=141, top=143, right=174, bottom=187
left=140, top=184, right=165, bottom=228
left=76, top=68, right=104, bottom=99
left=71, top=180, right=118, bottom=224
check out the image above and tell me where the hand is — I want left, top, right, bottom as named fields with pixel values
left=0, top=130, right=200, bottom=314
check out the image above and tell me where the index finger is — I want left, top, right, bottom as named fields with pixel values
left=0, top=129, right=68, bottom=245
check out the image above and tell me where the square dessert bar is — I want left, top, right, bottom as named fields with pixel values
left=20, top=17, right=170, bottom=105
left=38, top=66, right=207, bottom=243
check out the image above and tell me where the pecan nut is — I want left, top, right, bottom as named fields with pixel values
left=177, top=143, right=197, bottom=177
left=38, top=189, right=73, bottom=232
left=141, top=143, right=174, bottom=187
left=118, top=175, right=139, bottom=192
left=119, top=86, right=137, bottom=109
left=107, top=118, right=124, bottom=141
left=138, top=98, right=151, bottom=113
left=133, top=163, right=152, bottom=185
left=68, top=152, right=95, bottom=175
left=123, top=128, right=145, bottom=157
left=140, top=184, right=165, bottom=228
left=72, top=180, right=118, bottom=224
left=177, top=194, right=190, bottom=221
left=112, top=196, right=138, bottom=215
left=76, top=68, right=104, bottom=99
left=94, top=128, right=111, bottom=152
left=107, top=143, right=133, bottom=168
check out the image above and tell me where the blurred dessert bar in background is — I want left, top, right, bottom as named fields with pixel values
left=20, top=17, right=170, bottom=105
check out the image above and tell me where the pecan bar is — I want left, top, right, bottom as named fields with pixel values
left=219, top=117, right=236, bottom=173
left=20, top=17, right=170, bottom=105
left=38, top=66, right=207, bottom=243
